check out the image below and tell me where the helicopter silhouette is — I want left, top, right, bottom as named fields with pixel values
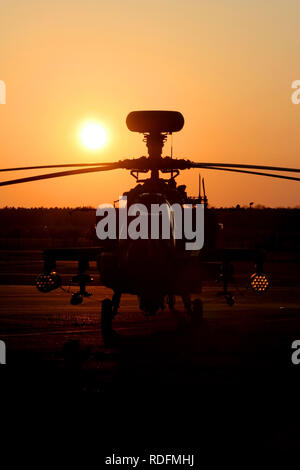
left=1, top=110, right=300, bottom=341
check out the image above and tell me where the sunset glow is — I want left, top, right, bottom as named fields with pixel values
left=79, top=122, right=108, bottom=150
left=1, top=1, right=300, bottom=207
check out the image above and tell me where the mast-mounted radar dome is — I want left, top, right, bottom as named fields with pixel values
left=126, top=110, right=184, bottom=134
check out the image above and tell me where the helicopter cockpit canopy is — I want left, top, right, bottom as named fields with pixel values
left=126, top=110, right=184, bottom=134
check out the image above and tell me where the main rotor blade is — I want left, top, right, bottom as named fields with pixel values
left=0, top=162, right=116, bottom=172
left=190, top=162, right=300, bottom=173
left=201, top=166, right=300, bottom=181
left=0, top=164, right=119, bottom=187
left=4, top=159, right=300, bottom=174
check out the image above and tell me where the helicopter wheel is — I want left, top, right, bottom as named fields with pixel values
left=182, top=294, right=192, bottom=316
left=112, top=291, right=121, bottom=315
left=225, top=294, right=235, bottom=306
left=101, top=298, right=115, bottom=345
left=167, top=294, right=176, bottom=310
left=190, top=298, right=203, bottom=325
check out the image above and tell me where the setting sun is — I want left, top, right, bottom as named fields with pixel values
left=79, top=121, right=108, bottom=150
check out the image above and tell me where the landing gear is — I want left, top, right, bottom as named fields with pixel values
left=225, top=293, right=235, bottom=306
left=182, top=295, right=203, bottom=324
left=139, top=293, right=162, bottom=316
left=101, top=298, right=114, bottom=333
left=101, top=291, right=122, bottom=346
left=182, top=294, right=192, bottom=315
left=218, top=261, right=235, bottom=306
left=112, top=291, right=121, bottom=315
left=70, top=292, right=83, bottom=305
left=190, top=298, right=203, bottom=324
left=167, top=294, right=176, bottom=310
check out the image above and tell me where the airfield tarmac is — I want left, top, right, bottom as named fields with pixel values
left=1, top=282, right=300, bottom=393
left=1, top=261, right=300, bottom=449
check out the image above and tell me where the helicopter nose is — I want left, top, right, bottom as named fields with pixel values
left=125, top=239, right=173, bottom=282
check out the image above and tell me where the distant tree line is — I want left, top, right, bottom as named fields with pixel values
left=0, top=207, right=299, bottom=251
left=0, top=207, right=97, bottom=249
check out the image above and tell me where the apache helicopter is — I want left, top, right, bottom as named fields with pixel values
left=1, top=110, right=300, bottom=340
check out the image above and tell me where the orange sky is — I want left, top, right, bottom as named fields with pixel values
left=1, top=0, right=300, bottom=207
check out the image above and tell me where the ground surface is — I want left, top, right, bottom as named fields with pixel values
left=1, top=283, right=300, bottom=392
left=1, top=252, right=300, bottom=451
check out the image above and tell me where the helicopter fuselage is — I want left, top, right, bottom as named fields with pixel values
left=96, top=177, right=216, bottom=315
